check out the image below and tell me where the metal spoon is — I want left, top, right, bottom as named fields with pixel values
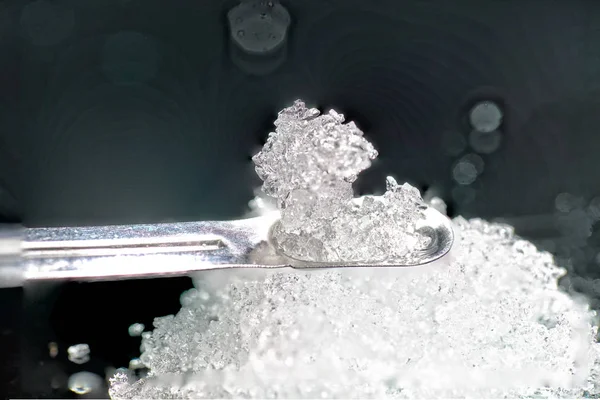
left=0, top=207, right=453, bottom=288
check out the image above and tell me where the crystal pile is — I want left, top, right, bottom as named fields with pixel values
left=109, top=217, right=600, bottom=398
left=253, top=100, right=429, bottom=262
left=109, top=101, right=600, bottom=398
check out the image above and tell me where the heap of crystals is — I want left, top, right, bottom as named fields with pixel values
left=253, top=100, right=428, bottom=262
left=109, top=100, right=600, bottom=399
left=109, top=216, right=600, bottom=399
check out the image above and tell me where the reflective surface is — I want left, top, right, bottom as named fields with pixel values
left=0, top=207, right=453, bottom=287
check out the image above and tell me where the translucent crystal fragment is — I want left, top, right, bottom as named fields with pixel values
left=252, top=100, right=377, bottom=198
left=252, top=100, right=428, bottom=262
left=67, top=343, right=91, bottom=365
left=128, top=323, right=145, bottom=337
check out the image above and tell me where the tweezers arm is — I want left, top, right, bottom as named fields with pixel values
left=0, top=225, right=25, bottom=288
left=0, top=213, right=282, bottom=288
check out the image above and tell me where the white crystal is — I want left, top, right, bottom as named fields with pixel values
left=253, top=100, right=428, bottom=263
left=253, top=100, right=377, bottom=198
left=67, top=343, right=90, bottom=365
left=128, top=323, right=145, bottom=337
left=129, top=358, right=145, bottom=370
left=109, top=218, right=600, bottom=399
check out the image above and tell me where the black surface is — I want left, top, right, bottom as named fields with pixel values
left=2, top=0, right=600, bottom=398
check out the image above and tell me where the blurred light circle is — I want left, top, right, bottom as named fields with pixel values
left=68, top=371, right=103, bottom=395
left=451, top=185, right=477, bottom=205
left=452, top=160, right=478, bottom=185
left=441, top=130, right=467, bottom=156
left=469, top=129, right=502, bottom=154
left=555, top=192, right=584, bottom=213
left=460, top=153, right=485, bottom=174
left=452, top=153, right=484, bottom=186
left=469, top=100, right=503, bottom=133
left=20, top=0, right=74, bottom=46
left=227, top=0, right=290, bottom=55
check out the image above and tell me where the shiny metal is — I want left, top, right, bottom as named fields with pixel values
left=0, top=208, right=453, bottom=288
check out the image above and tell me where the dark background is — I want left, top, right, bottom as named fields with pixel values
left=2, top=0, right=600, bottom=397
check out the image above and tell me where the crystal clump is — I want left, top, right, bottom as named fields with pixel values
left=252, top=100, right=428, bottom=262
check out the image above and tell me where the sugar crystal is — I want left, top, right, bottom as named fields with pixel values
left=68, top=343, right=90, bottom=365
left=109, top=101, right=600, bottom=399
left=128, top=323, right=145, bottom=337
left=253, top=100, right=429, bottom=262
